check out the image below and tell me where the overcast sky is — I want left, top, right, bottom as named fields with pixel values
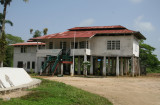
left=0, top=0, right=160, bottom=59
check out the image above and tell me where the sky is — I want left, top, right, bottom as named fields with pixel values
left=0, top=0, right=160, bottom=59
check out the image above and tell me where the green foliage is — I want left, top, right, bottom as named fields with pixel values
left=139, top=40, right=160, bottom=72
left=3, top=34, right=24, bottom=67
left=33, top=30, right=41, bottom=38
left=43, top=28, right=48, bottom=35
left=0, top=13, right=13, bottom=32
left=0, top=79, right=112, bottom=105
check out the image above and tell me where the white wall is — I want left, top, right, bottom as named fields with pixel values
left=133, top=36, right=139, bottom=57
left=13, top=46, right=44, bottom=73
left=90, top=35, right=134, bottom=57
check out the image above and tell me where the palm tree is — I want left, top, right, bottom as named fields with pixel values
left=0, top=0, right=28, bottom=67
left=43, top=28, right=48, bottom=35
left=30, top=28, right=33, bottom=34
left=0, top=13, right=13, bottom=32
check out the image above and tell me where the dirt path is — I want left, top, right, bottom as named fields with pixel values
left=44, top=76, right=160, bottom=105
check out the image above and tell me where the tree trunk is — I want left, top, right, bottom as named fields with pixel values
left=0, top=2, right=8, bottom=67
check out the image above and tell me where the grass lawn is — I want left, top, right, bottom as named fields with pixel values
left=0, top=78, right=112, bottom=105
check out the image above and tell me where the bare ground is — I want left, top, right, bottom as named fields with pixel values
left=0, top=91, right=32, bottom=101
left=44, top=75, right=160, bottom=105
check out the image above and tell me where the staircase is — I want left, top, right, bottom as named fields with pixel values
left=41, top=49, right=72, bottom=76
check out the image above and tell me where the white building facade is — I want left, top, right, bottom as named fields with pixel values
left=13, top=25, right=146, bottom=76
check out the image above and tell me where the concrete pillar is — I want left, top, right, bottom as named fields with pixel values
left=90, top=56, right=93, bottom=75
left=103, top=56, right=106, bottom=76
left=70, top=63, right=74, bottom=76
left=124, top=58, right=127, bottom=75
left=138, top=58, right=141, bottom=76
left=116, top=56, right=119, bottom=76
left=112, top=58, right=116, bottom=74
left=83, top=54, right=87, bottom=76
left=126, top=58, right=129, bottom=75
left=131, top=56, right=135, bottom=77
left=128, top=59, right=130, bottom=75
left=35, top=57, right=38, bottom=73
left=120, top=57, right=123, bottom=76
left=61, top=63, right=63, bottom=75
left=108, top=57, right=111, bottom=75
left=111, top=58, right=114, bottom=74
left=78, top=56, right=81, bottom=75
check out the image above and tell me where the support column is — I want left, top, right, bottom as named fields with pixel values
left=61, top=63, right=63, bottom=75
left=108, top=57, right=110, bottom=75
left=35, top=57, right=38, bottom=73
left=138, top=58, right=141, bottom=76
left=103, top=56, right=106, bottom=76
left=70, top=63, right=74, bottom=76
left=90, top=56, right=93, bottom=75
left=78, top=56, right=81, bottom=75
left=124, top=58, right=127, bottom=75
left=127, top=59, right=130, bottom=75
left=120, top=57, right=123, bottom=76
left=131, top=56, right=135, bottom=77
left=83, top=54, right=87, bottom=76
left=116, top=56, right=119, bottom=76
left=112, top=58, right=116, bottom=75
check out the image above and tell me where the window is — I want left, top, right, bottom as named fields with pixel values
left=27, top=61, right=30, bottom=69
left=71, top=42, right=78, bottom=49
left=32, top=61, right=35, bottom=69
left=107, top=41, right=111, bottom=50
left=17, top=61, right=23, bottom=68
left=107, top=40, right=120, bottom=50
left=79, top=41, right=88, bottom=49
left=116, top=41, right=120, bottom=50
left=49, top=42, right=53, bottom=49
left=60, top=42, right=66, bottom=49
left=21, top=46, right=27, bottom=53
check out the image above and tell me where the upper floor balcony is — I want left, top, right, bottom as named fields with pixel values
left=36, top=49, right=91, bottom=57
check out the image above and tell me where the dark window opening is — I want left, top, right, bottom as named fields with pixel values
left=49, top=42, right=53, bottom=49
left=32, top=62, right=35, bottom=69
left=27, top=61, right=30, bottom=69
left=17, top=61, right=23, bottom=68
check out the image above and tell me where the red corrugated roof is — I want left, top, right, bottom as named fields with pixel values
left=68, top=25, right=126, bottom=31
left=31, top=25, right=145, bottom=40
left=11, top=42, right=45, bottom=46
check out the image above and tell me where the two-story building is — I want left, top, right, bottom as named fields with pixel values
left=11, top=42, right=45, bottom=72
left=12, top=25, right=146, bottom=76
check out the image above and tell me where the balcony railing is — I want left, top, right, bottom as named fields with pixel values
left=36, top=49, right=91, bottom=57
left=36, top=49, right=61, bottom=57
left=70, top=49, right=91, bottom=56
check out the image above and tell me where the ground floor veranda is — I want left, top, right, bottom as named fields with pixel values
left=39, top=55, right=141, bottom=77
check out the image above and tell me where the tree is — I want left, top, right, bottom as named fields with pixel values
left=139, top=40, right=160, bottom=72
left=0, top=13, right=13, bottom=32
left=30, top=28, right=33, bottom=34
left=4, top=34, right=24, bottom=67
left=33, top=30, right=41, bottom=38
left=43, top=28, right=48, bottom=35
left=0, top=0, right=28, bottom=67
